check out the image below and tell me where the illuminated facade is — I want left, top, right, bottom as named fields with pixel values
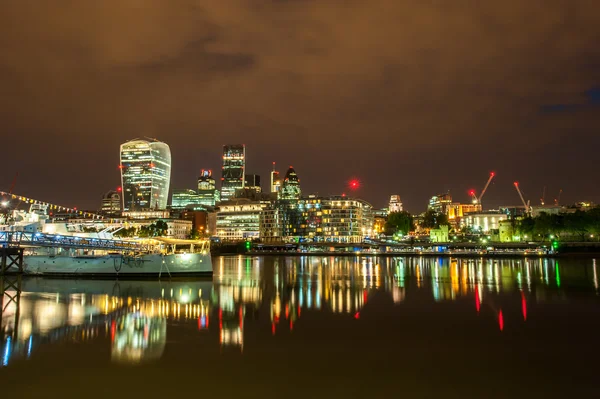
left=462, top=211, right=507, bottom=233
left=197, top=169, right=220, bottom=206
left=260, top=196, right=374, bottom=243
left=171, top=189, right=203, bottom=210
left=389, top=195, right=403, bottom=213
left=120, top=139, right=171, bottom=211
left=428, top=193, right=452, bottom=214
left=216, top=199, right=268, bottom=241
left=270, top=163, right=282, bottom=193
left=221, top=145, right=245, bottom=201
left=279, top=166, right=301, bottom=200
left=100, top=190, right=121, bottom=216
left=447, top=203, right=481, bottom=225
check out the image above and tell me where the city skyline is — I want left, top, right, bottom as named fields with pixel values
left=1, top=2, right=599, bottom=211
left=1, top=138, right=598, bottom=213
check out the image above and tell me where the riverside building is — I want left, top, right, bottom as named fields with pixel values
left=260, top=195, right=374, bottom=243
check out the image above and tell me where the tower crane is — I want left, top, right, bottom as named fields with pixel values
left=540, top=186, right=546, bottom=206
left=470, top=172, right=495, bottom=207
left=513, top=182, right=530, bottom=215
left=554, top=189, right=562, bottom=206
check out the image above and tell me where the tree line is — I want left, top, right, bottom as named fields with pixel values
left=515, top=208, right=600, bottom=242
left=113, top=221, right=169, bottom=238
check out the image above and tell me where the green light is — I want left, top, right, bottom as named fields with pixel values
left=245, top=241, right=251, bottom=250
left=556, top=262, right=561, bottom=288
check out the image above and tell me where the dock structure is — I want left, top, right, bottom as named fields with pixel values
left=0, top=248, right=24, bottom=274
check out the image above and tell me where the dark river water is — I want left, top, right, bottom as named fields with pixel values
left=1, top=256, right=599, bottom=398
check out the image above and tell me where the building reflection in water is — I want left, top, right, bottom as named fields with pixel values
left=111, top=313, right=166, bottom=364
left=1, top=256, right=598, bottom=363
left=1, top=279, right=211, bottom=366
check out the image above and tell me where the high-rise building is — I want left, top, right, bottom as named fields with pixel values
left=245, top=174, right=261, bottom=193
left=198, top=169, right=220, bottom=206
left=171, top=189, right=203, bottom=210
left=428, top=193, right=452, bottom=215
left=120, top=139, right=171, bottom=211
left=221, top=145, right=245, bottom=201
left=279, top=166, right=301, bottom=200
left=100, top=190, right=122, bottom=216
left=389, top=195, right=403, bottom=213
left=270, top=162, right=282, bottom=193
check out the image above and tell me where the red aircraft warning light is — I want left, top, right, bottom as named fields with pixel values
left=349, top=179, right=360, bottom=190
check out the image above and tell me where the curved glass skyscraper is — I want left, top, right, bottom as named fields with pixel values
left=120, top=139, right=171, bottom=211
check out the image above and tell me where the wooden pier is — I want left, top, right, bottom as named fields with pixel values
left=0, top=247, right=24, bottom=274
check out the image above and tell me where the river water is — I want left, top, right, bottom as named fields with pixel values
left=1, top=256, right=599, bottom=398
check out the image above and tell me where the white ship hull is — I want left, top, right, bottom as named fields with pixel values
left=23, top=253, right=213, bottom=277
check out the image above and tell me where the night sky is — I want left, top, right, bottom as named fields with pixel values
left=1, top=1, right=599, bottom=213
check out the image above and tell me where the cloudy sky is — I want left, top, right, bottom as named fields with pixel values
left=1, top=0, right=599, bottom=212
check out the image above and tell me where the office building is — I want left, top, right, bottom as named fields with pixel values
left=221, top=145, right=245, bottom=201
left=100, top=190, right=121, bottom=216
left=245, top=174, right=261, bottom=193
left=270, top=163, right=282, bottom=193
left=279, top=166, right=301, bottom=200
left=198, top=169, right=220, bottom=206
left=171, top=189, right=203, bottom=210
left=216, top=198, right=267, bottom=241
left=428, top=193, right=452, bottom=215
left=120, top=139, right=171, bottom=211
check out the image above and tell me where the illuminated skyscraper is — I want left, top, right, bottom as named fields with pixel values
left=221, top=145, right=245, bottom=201
left=120, top=139, right=171, bottom=211
left=270, top=162, right=282, bottom=193
left=279, top=166, right=301, bottom=200
left=198, top=169, right=220, bottom=206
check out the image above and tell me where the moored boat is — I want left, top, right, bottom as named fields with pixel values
left=23, top=237, right=213, bottom=277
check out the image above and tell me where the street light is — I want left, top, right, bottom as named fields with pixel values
left=1, top=201, right=8, bottom=207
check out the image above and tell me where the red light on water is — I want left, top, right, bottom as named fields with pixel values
left=354, top=312, right=360, bottom=319
left=475, top=287, right=480, bottom=313
left=272, top=323, right=276, bottom=335
left=498, top=310, right=504, bottom=331
left=521, top=293, right=527, bottom=321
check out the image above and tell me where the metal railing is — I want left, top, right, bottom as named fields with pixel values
left=0, top=232, right=146, bottom=251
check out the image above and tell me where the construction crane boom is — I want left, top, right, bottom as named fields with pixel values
left=540, top=186, right=546, bottom=206
left=513, top=182, right=530, bottom=214
left=478, top=172, right=495, bottom=203
left=554, top=189, right=562, bottom=206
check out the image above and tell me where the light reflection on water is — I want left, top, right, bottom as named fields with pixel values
left=0, top=256, right=598, bottom=367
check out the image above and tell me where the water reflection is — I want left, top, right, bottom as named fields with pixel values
left=1, top=256, right=599, bottom=366
left=111, top=313, right=166, bottom=364
left=1, top=278, right=211, bottom=366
